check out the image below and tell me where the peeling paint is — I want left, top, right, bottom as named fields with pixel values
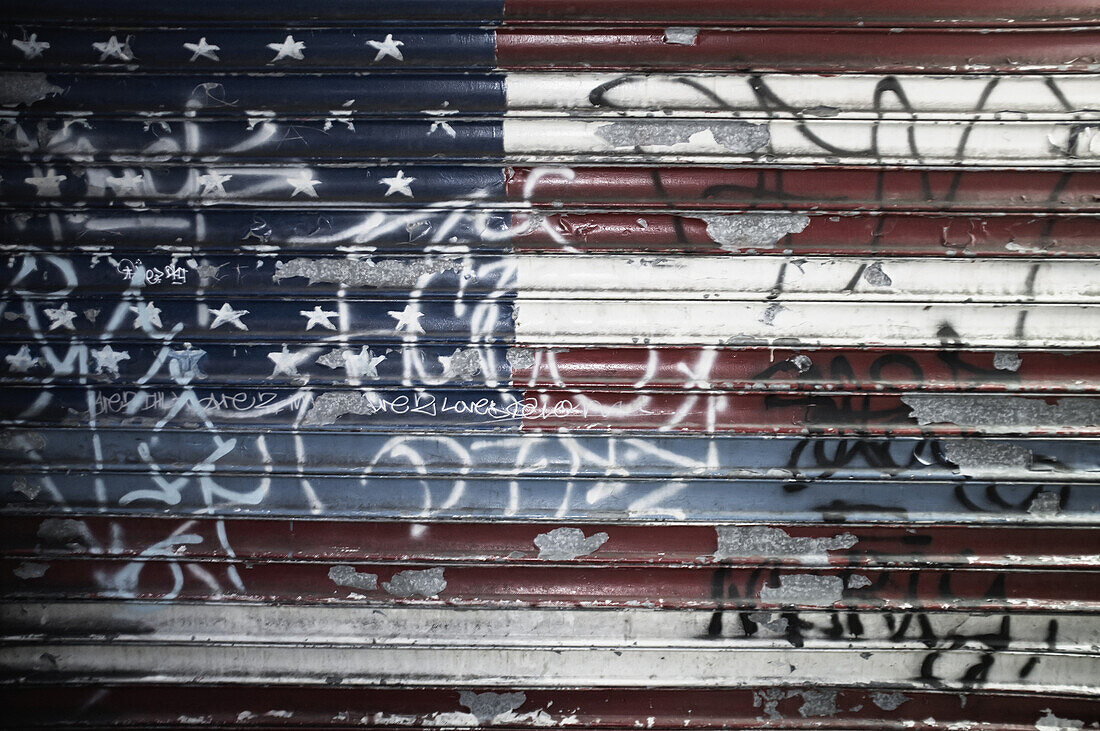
left=663, top=27, right=699, bottom=46
left=12, top=476, right=41, bottom=500
left=847, top=574, right=873, bottom=589
left=382, top=568, right=446, bottom=597
left=871, top=692, right=910, bottom=711
left=941, top=439, right=1034, bottom=478
left=594, top=121, right=769, bottom=153
left=441, top=348, right=483, bottom=379
left=1027, top=490, right=1062, bottom=517
left=534, top=527, right=609, bottom=560
left=746, top=612, right=789, bottom=634
left=759, top=574, right=844, bottom=606
left=14, top=561, right=48, bottom=579
left=695, top=213, right=810, bottom=250
left=759, top=303, right=787, bottom=326
left=506, top=347, right=536, bottom=372
left=901, top=395, right=1100, bottom=428
left=863, top=262, right=893, bottom=287
left=0, top=430, right=47, bottom=452
left=37, top=518, right=96, bottom=552
left=714, top=526, right=857, bottom=561
left=790, top=354, right=813, bottom=373
left=327, top=565, right=378, bottom=592
left=993, top=351, right=1023, bottom=371
left=0, top=72, right=64, bottom=107
left=1035, top=709, right=1085, bottom=730
left=752, top=689, right=839, bottom=720
left=459, top=691, right=527, bottom=721
left=273, top=257, right=461, bottom=288
left=302, top=392, right=383, bottom=426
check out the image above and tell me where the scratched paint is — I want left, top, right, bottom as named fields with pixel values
left=1, top=2, right=1097, bottom=728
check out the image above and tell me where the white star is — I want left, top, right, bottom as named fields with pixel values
left=197, top=171, right=232, bottom=197
left=267, top=344, right=310, bottom=377
left=91, top=345, right=130, bottom=377
left=5, top=346, right=39, bottom=373
left=343, top=347, right=386, bottom=379
left=183, top=37, right=220, bottom=62
left=208, top=303, right=249, bottom=331
left=388, top=304, right=425, bottom=334
left=379, top=170, right=415, bottom=198
left=267, top=35, right=305, bottom=62
left=105, top=170, right=144, bottom=195
left=43, top=303, right=77, bottom=331
left=300, top=306, right=338, bottom=331
left=286, top=170, right=321, bottom=198
left=92, top=35, right=134, bottom=62
left=367, top=34, right=404, bottom=62
left=24, top=174, right=66, bottom=197
left=12, top=34, right=50, bottom=60
left=129, top=302, right=163, bottom=330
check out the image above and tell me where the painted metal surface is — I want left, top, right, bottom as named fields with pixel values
left=2, top=2, right=1099, bottom=729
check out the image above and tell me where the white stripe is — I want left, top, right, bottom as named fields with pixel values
left=514, top=256, right=1100, bottom=302
left=506, top=73, right=1100, bottom=118
left=503, top=118, right=1100, bottom=165
left=513, top=301, right=1097, bottom=347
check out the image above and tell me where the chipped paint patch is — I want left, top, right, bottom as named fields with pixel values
left=1035, top=709, right=1085, bottom=730
left=993, top=351, right=1023, bottom=371
left=273, top=257, right=461, bottom=288
left=534, top=527, right=609, bottom=560
left=1027, top=490, right=1062, bottom=517
left=663, top=27, right=699, bottom=45
left=759, top=574, right=843, bottom=606
left=594, top=121, right=769, bottom=153
left=327, top=565, right=378, bottom=592
left=941, top=439, right=1035, bottom=478
left=752, top=689, right=839, bottom=720
left=12, top=477, right=41, bottom=500
left=383, top=568, right=446, bottom=597
left=506, top=347, right=536, bottom=372
left=695, top=213, right=811, bottom=250
left=863, top=262, right=893, bottom=287
left=459, top=691, right=527, bottom=722
left=714, top=526, right=857, bottom=562
left=0, top=72, right=64, bottom=107
left=440, top=348, right=483, bottom=379
left=13, top=561, right=48, bottom=579
left=302, top=392, right=383, bottom=426
left=847, top=574, right=873, bottom=589
left=901, top=394, right=1100, bottom=429
left=871, top=692, right=910, bottom=711
left=0, top=430, right=47, bottom=452
left=37, top=518, right=96, bottom=552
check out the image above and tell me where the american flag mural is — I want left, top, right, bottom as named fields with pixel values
left=2, top=1, right=1099, bottom=728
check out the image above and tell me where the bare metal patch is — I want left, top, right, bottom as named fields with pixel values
left=0, top=430, right=47, bottom=452
left=12, top=477, right=41, bottom=500
left=328, top=565, right=378, bottom=592
left=759, top=574, right=844, bottom=607
left=534, top=527, right=609, bottom=560
left=273, top=256, right=461, bottom=288
left=663, top=27, right=699, bottom=45
left=941, top=439, right=1034, bottom=478
left=302, top=392, right=383, bottom=426
left=759, top=303, right=787, bottom=326
left=594, top=120, right=770, bottom=153
left=382, top=567, right=446, bottom=597
left=753, top=689, right=839, bottom=719
left=459, top=691, right=527, bottom=722
left=0, top=73, right=64, bottom=107
left=14, top=561, right=48, bottom=579
left=847, top=574, right=872, bottom=589
left=714, top=526, right=856, bottom=561
left=790, top=354, right=813, bottom=373
left=993, top=351, right=1023, bottom=371
left=441, top=348, right=483, bottom=379
left=506, top=347, right=536, bottom=372
left=863, top=261, right=893, bottom=287
left=37, top=518, right=96, bottom=553
left=695, top=213, right=810, bottom=250
left=747, top=612, right=789, bottom=634
left=901, top=394, right=1100, bottom=429
left=1035, top=709, right=1085, bottom=730
left=1027, top=490, right=1061, bottom=517
left=870, top=692, right=910, bottom=711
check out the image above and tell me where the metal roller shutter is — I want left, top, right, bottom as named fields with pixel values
left=2, top=1, right=1098, bottom=727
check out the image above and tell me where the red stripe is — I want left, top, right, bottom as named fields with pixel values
left=506, top=167, right=1100, bottom=211
left=504, top=0, right=1100, bottom=26
left=5, top=686, right=1096, bottom=728
left=510, top=347, right=1098, bottom=393
left=497, top=28, right=1100, bottom=72
left=6, top=558, right=1096, bottom=609
left=512, top=213, right=1100, bottom=257
left=10, top=516, right=1097, bottom=568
